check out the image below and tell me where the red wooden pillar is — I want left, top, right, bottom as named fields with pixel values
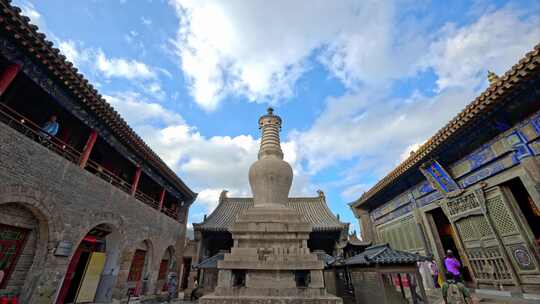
left=130, top=166, right=142, bottom=195
left=158, top=188, right=166, bottom=211
left=0, top=63, right=21, bottom=96
left=79, top=130, right=98, bottom=168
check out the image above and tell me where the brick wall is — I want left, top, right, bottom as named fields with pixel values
left=0, top=121, right=189, bottom=303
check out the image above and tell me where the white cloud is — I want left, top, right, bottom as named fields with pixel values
left=18, top=2, right=43, bottom=29
left=195, top=188, right=223, bottom=213
left=400, top=142, right=423, bottom=162
left=292, top=87, right=477, bottom=176
left=423, top=6, right=540, bottom=91
left=141, top=16, right=152, bottom=26
left=341, top=184, right=369, bottom=202
left=57, top=40, right=93, bottom=67
left=104, top=92, right=183, bottom=126
left=106, top=91, right=310, bottom=215
left=291, top=4, right=540, bottom=182
left=96, top=49, right=156, bottom=80
left=169, top=0, right=427, bottom=111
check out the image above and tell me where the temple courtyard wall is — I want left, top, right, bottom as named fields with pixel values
left=0, top=120, right=188, bottom=303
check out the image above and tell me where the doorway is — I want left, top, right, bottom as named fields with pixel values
left=504, top=178, right=540, bottom=245
left=57, top=225, right=112, bottom=304
left=428, top=207, right=473, bottom=283
left=180, top=258, right=192, bottom=290
left=126, top=240, right=152, bottom=297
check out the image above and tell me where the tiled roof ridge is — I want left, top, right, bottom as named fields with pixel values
left=0, top=0, right=196, bottom=198
left=196, top=194, right=347, bottom=231
left=353, top=43, right=540, bottom=208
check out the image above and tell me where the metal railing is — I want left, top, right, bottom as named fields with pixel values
left=0, top=102, right=179, bottom=221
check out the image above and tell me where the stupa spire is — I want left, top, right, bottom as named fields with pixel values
left=249, top=108, right=293, bottom=207
left=258, top=107, right=283, bottom=160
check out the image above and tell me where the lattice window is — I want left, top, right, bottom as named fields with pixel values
left=457, top=215, right=493, bottom=241
left=487, top=195, right=517, bottom=235
left=466, top=247, right=512, bottom=282
left=401, top=223, right=411, bottom=250
left=447, top=193, right=480, bottom=216
left=457, top=218, right=476, bottom=241
left=476, top=216, right=492, bottom=238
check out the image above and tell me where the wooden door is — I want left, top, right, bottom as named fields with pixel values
left=0, top=224, right=29, bottom=288
left=127, top=250, right=147, bottom=296
left=56, top=246, right=85, bottom=304
left=442, top=191, right=515, bottom=286
left=486, top=187, right=540, bottom=283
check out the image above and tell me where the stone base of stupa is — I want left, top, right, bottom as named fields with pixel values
left=199, top=206, right=342, bottom=304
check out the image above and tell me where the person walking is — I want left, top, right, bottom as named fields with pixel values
left=441, top=272, right=472, bottom=304
left=166, top=272, right=178, bottom=303
left=428, top=259, right=440, bottom=288
left=444, top=250, right=462, bottom=281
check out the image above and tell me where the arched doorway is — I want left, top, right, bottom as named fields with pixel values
left=56, top=224, right=120, bottom=304
left=0, top=203, right=44, bottom=299
left=157, top=247, right=176, bottom=292
left=126, top=240, right=153, bottom=297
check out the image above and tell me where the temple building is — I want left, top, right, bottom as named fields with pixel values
left=350, top=43, right=540, bottom=298
left=0, top=2, right=196, bottom=303
left=187, top=189, right=348, bottom=296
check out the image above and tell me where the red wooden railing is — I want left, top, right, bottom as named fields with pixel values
left=161, top=206, right=179, bottom=220
left=0, top=102, right=180, bottom=222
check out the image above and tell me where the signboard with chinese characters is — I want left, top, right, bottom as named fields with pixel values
left=420, top=160, right=461, bottom=196
left=55, top=240, right=74, bottom=257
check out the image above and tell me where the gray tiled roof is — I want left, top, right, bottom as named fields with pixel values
left=194, top=193, right=347, bottom=232
left=314, top=250, right=336, bottom=267
left=193, top=252, right=226, bottom=269
left=344, top=244, right=427, bottom=266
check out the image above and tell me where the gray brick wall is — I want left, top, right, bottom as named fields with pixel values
left=0, top=121, right=189, bottom=303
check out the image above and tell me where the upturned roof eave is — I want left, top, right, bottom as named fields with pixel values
left=353, top=43, right=540, bottom=209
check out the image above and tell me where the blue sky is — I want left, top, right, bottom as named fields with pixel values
left=14, top=0, right=540, bottom=235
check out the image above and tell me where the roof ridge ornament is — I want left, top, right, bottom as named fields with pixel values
left=219, top=189, right=229, bottom=203
left=488, top=70, right=500, bottom=84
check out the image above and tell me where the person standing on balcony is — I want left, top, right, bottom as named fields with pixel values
left=41, top=115, right=59, bottom=136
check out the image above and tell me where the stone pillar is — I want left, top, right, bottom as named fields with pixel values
left=27, top=254, right=69, bottom=304
left=112, top=249, right=136, bottom=301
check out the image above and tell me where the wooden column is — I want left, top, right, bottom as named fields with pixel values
left=0, top=63, right=21, bottom=96
left=79, top=130, right=98, bottom=168
left=158, top=188, right=166, bottom=210
left=130, top=166, right=142, bottom=195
